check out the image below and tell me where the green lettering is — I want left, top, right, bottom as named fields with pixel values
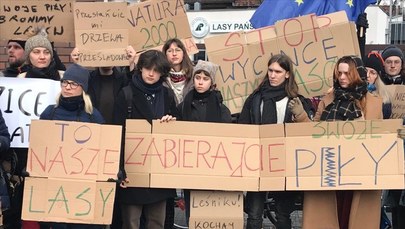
left=48, top=186, right=69, bottom=214
left=100, top=188, right=114, bottom=217
left=75, top=188, right=91, bottom=216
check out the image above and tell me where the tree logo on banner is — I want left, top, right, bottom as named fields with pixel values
left=191, top=17, right=210, bottom=39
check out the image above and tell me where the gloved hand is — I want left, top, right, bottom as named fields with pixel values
left=288, top=97, right=305, bottom=117
left=356, top=13, right=369, bottom=34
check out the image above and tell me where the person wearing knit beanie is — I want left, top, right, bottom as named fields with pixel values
left=381, top=45, right=404, bottom=79
left=192, top=60, right=219, bottom=90
left=62, top=63, right=89, bottom=92
left=2, top=39, right=27, bottom=77
left=24, top=27, right=53, bottom=66
left=364, top=52, right=384, bottom=84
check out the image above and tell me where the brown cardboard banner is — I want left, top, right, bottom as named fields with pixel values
left=27, top=120, right=122, bottom=181
left=125, top=119, right=404, bottom=191
left=73, top=2, right=129, bottom=67
left=0, top=0, right=74, bottom=42
left=205, top=11, right=360, bottom=114
left=22, top=177, right=116, bottom=224
left=127, top=0, right=194, bottom=52
left=386, top=85, right=405, bottom=119
left=189, top=191, right=243, bottom=229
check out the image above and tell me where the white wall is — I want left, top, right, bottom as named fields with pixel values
left=186, top=6, right=390, bottom=45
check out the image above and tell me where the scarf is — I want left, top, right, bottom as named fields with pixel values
left=24, top=61, right=61, bottom=80
left=169, top=69, right=187, bottom=83
left=59, top=95, right=84, bottom=111
left=260, top=80, right=288, bottom=124
left=320, top=82, right=367, bottom=121
left=132, top=75, right=164, bottom=119
left=182, top=89, right=222, bottom=122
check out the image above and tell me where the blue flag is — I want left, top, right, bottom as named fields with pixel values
left=250, top=0, right=376, bottom=29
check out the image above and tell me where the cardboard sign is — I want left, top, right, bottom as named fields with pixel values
left=386, top=85, right=405, bottom=119
left=127, top=0, right=194, bottom=52
left=285, top=119, right=404, bottom=190
left=27, top=120, right=122, bottom=181
left=124, top=120, right=286, bottom=191
left=124, top=119, right=404, bottom=191
left=0, top=0, right=74, bottom=42
left=189, top=191, right=243, bottom=229
left=73, top=2, right=129, bottom=67
left=22, top=177, right=116, bottom=224
left=0, top=77, right=60, bottom=147
left=205, top=11, right=360, bottom=114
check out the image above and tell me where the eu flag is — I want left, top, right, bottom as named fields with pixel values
left=250, top=0, right=376, bottom=29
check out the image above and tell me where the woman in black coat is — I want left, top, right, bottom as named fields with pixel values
left=177, top=60, right=232, bottom=224
left=113, top=50, right=178, bottom=229
left=239, top=54, right=314, bottom=229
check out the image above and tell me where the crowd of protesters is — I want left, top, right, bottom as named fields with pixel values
left=1, top=11, right=405, bottom=229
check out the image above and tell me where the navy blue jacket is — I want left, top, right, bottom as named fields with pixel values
left=40, top=103, right=104, bottom=124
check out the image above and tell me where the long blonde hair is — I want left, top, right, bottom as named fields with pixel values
left=55, top=91, right=94, bottom=114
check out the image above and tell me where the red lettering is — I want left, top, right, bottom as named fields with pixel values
left=142, top=138, right=163, bottom=166
left=164, top=139, right=177, bottom=168
left=244, top=144, right=261, bottom=171
left=223, top=32, right=244, bottom=62
left=29, top=147, right=47, bottom=172
left=283, top=18, right=303, bottom=47
left=48, top=146, right=67, bottom=174
left=84, top=148, right=99, bottom=176
left=267, top=144, right=285, bottom=172
left=103, top=149, right=118, bottom=175
left=211, top=142, right=232, bottom=170
left=197, top=140, right=212, bottom=169
left=182, top=139, right=194, bottom=168
left=70, top=148, right=84, bottom=175
left=125, top=137, right=144, bottom=165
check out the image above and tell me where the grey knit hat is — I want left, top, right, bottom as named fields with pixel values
left=63, top=63, right=89, bottom=92
left=193, top=60, right=219, bottom=84
left=24, top=27, right=53, bottom=64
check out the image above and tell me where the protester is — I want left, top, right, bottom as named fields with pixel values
left=161, top=38, right=194, bottom=228
left=0, top=109, right=11, bottom=219
left=39, top=63, right=104, bottom=229
left=380, top=45, right=405, bottom=85
left=113, top=50, right=177, bottom=229
left=2, top=39, right=28, bottom=77
left=364, top=52, right=392, bottom=119
left=17, top=27, right=64, bottom=80
left=162, top=38, right=194, bottom=105
left=239, top=54, right=313, bottom=229
left=177, top=60, right=232, bottom=224
left=303, top=55, right=383, bottom=229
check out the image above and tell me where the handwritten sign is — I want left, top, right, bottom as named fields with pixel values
left=22, top=177, right=115, bottom=224
left=386, top=85, right=405, bottom=119
left=27, top=120, right=122, bottom=181
left=205, top=11, right=360, bottom=114
left=127, top=0, right=193, bottom=52
left=0, top=0, right=74, bottom=42
left=189, top=191, right=243, bottom=229
left=285, top=119, right=404, bottom=190
left=124, top=120, right=286, bottom=191
left=125, top=119, right=404, bottom=191
left=0, top=77, right=60, bottom=147
left=73, top=2, right=129, bottom=67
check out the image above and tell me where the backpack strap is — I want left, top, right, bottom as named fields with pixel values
left=122, top=86, right=133, bottom=118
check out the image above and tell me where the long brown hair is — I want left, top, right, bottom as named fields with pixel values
left=256, top=54, right=299, bottom=98
left=162, top=38, right=194, bottom=79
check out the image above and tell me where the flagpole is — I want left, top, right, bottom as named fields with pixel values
left=388, top=0, right=393, bottom=44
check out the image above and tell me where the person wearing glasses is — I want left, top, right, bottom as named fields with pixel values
left=38, top=63, right=104, bottom=229
left=380, top=45, right=405, bottom=85
left=303, top=56, right=383, bottom=229
left=162, top=38, right=194, bottom=105
left=40, top=63, right=104, bottom=124
left=364, top=52, right=392, bottom=119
